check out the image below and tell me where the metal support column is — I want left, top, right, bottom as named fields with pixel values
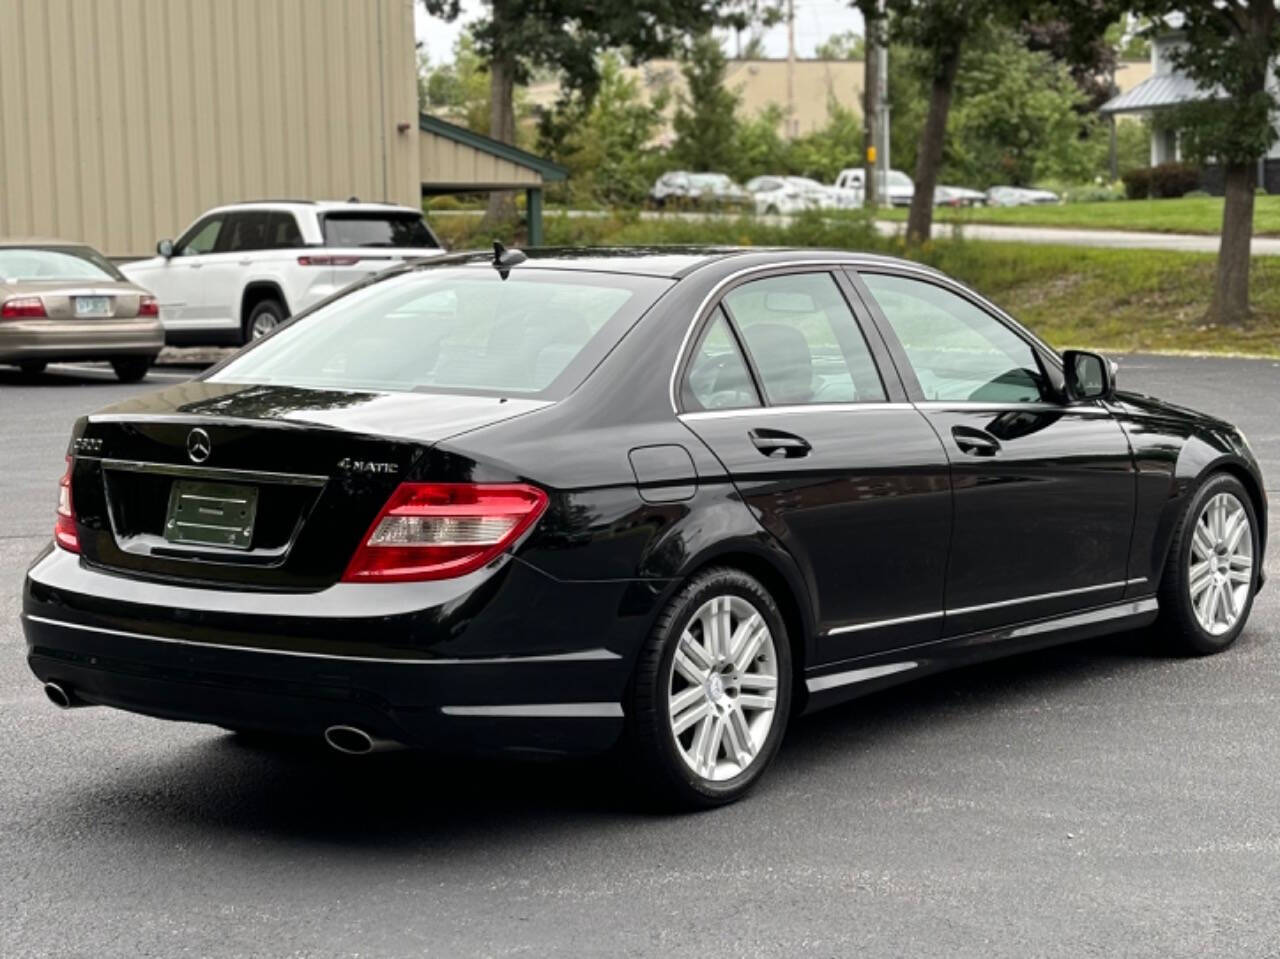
left=526, top=187, right=544, bottom=247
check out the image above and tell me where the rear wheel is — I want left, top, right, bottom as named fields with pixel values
left=18, top=360, right=47, bottom=375
left=627, top=567, right=792, bottom=809
left=1156, top=472, right=1258, bottom=655
left=245, top=298, right=286, bottom=342
left=110, top=355, right=153, bottom=383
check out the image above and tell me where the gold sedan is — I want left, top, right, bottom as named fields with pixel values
left=0, top=240, right=164, bottom=382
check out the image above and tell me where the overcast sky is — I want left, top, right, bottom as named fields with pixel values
left=415, top=0, right=866, bottom=65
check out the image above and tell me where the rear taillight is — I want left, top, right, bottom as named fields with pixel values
left=54, top=457, right=79, bottom=553
left=137, top=295, right=159, bottom=317
left=1, top=296, right=46, bottom=319
left=297, top=255, right=362, bottom=267
left=342, top=483, right=548, bottom=583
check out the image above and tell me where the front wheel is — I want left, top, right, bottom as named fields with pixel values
left=1156, top=472, right=1259, bottom=655
left=627, top=567, right=792, bottom=809
left=110, top=355, right=153, bottom=383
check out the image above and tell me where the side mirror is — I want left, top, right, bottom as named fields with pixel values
left=1063, top=349, right=1116, bottom=402
left=156, top=239, right=174, bottom=258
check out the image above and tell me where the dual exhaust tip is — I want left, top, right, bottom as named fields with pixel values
left=45, top=685, right=395, bottom=756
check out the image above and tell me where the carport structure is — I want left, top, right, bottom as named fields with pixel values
left=419, top=114, right=569, bottom=247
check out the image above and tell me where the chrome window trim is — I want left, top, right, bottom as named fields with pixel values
left=23, top=615, right=621, bottom=665
left=912, top=400, right=1110, bottom=415
left=668, top=258, right=950, bottom=415
left=99, top=458, right=328, bottom=488
left=821, top=578, right=1147, bottom=636
left=668, top=257, right=1063, bottom=415
left=678, top=402, right=916, bottom=422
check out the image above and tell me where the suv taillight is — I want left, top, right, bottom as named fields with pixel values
left=342, top=483, right=548, bottom=583
left=1, top=296, right=46, bottom=319
left=54, top=458, right=79, bottom=553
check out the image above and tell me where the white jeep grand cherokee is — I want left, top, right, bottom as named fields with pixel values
left=122, top=200, right=445, bottom=345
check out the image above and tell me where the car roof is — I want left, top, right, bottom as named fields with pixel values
left=431, top=245, right=941, bottom=280
left=201, top=200, right=423, bottom=216
left=0, top=238, right=91, bottom=248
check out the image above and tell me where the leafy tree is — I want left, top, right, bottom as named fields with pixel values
left=418, top=0, right=767, bottom=222
left=1130, top=1, right=1280, bottom=324
left=418, top=33, right=505, bottom=136
left=787, top=101, right=864, bottom=182
left=671, top=35, right=742, bottom=172
left=730, top=104, right=791, bottom=181
left=815, top=29, right=865, bottom=60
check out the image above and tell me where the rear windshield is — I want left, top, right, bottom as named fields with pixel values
left=207, top=267, right=671, bottom=399
left=0, top=246, right=122, bottom=282
left=321, top=212, right=439, bottom=249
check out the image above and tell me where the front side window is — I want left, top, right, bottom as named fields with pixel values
left=722, top=272, right=886, bottom=406
left=177, top=217, right=223, bottom=256
left=208, top=267, right=670, bottom=399
left=321, top=212, right=438, bottom=249
left=682, top=309, right=759, bottom=411
left=860, top=273, right=1049, bottom=403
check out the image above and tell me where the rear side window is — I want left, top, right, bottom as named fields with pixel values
left=268, top=212, right=304, bottom=249
left=722, top=272, right=886, bottom=405
left=682, top=309, right=760, bottom=411
left=321, top=212, right=438, bottom=249
left=208, top=267, right=670, bottom=399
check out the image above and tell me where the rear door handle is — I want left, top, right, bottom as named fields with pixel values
left=951, top=425, right=1001, bottom=456
left=749, top=428, right=812, bottom=458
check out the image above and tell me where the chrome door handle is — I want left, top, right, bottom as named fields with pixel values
left=951, top=425, right=1001, bottom=456
left=749, top=428, right=812, bottom=458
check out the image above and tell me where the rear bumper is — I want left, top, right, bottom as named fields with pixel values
left=0, top=318, right=163, bottom=362
left=23, top=547, right=655, bottom=756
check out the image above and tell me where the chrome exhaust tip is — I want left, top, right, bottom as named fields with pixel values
left=323, top=725, right=401, bottom=755
left=43, top=682, right=77, bottom=709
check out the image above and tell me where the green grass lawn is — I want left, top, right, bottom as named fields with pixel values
left=429, top=210, right=1280, bottom=357
left=879, top=195, right=1280, bottom=236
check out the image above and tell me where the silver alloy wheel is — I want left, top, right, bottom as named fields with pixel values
left=250, top=310, right=280, bottom=339
left=667, top=594, right=779, bottom=782
left=1188, top=491, right=1253, bottom=636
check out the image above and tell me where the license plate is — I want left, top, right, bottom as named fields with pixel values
left=74, top=296, right=111, bottom=317
left=164, top=480, right=259, bottom=550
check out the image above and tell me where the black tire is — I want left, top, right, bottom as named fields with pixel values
left=110, top=355, right=153, bottom=383
left=244, top=298, right=286, bottom=343
left=18, top=360, right=47, bottom=375
left=626, top=566, right=793, bottom=809
left=1155, top=472, right=1260, bottom=656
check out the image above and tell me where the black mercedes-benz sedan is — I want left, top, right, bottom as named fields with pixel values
left=22, top=246, right=1267, bottom=807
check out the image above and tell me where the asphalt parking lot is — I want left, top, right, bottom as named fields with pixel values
left=2, top=354, right=1279, bottom=958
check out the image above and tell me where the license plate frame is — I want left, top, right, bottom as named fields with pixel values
left=74, top=296, right=111, bottom=317
left=163, top=480, right=259, bottom=550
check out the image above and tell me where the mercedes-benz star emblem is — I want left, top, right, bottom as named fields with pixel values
left=186, top=428, right=212, bottom=464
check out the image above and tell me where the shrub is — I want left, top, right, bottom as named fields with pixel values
left=1121, top=167, right=1151, bottom=199
left=1148, top=162, right=1201, bottom=198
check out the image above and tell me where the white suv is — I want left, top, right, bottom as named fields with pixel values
left=122, top=201, right=445, bottom=345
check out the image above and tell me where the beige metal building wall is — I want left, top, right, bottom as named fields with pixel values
left=0, top=0, right=420, bottom=256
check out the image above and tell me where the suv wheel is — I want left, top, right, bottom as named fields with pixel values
left=246, top=298, right=287, bottom=342
left=110, top=356, right=153, bottom=383
left=627, top=567, right=792, bottom=809
left=1157, top=472, right=1259, bottom=655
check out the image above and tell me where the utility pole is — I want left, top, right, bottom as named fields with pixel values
left=786, top=0, right=798, bottom=138
left=861, top=2, right=882, bottom=208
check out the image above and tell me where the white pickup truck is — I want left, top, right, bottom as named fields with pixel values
left=122, top=200, right=445, bottom=345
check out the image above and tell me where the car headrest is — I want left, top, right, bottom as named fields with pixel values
left=742, top=322, right=813, bottom=404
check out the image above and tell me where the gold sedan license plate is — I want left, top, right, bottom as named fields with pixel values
left=164, top=480, right=258, bottom=550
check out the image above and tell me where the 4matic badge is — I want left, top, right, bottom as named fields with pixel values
left=336, top=458, right=399, bottom=475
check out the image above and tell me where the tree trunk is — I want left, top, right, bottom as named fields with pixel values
left=1207, top=161, right=1256, bottom=326
left=905, top=48, right=961, bottom=245
left=484, top=37, right=518, bottom=228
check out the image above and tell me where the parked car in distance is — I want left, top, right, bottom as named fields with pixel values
left=746, top=176, right=834, bottom=215
left=986, top=185, right=1061, bottom=207
left=0, top=240, right=162, bottom=381
left=933, top=185, right=987, bottom=207
left=25, top=246, right=1266, bottom=809
left=650, top=172, right=753, bottom=212
left=835, top=167, right=915, bottom=207
left=121, top=201, right=444, bottom=347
